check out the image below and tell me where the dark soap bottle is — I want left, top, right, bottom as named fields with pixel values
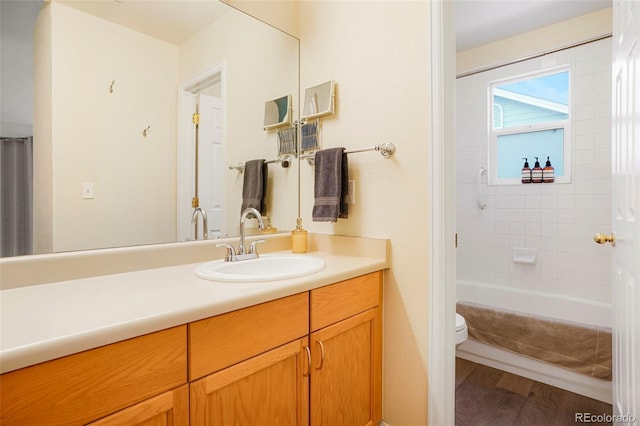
left=531, top=157, right=543, bottom=183
left=543, top=156, right=555, bottom=183
left=521, top=158, right=532, bottom=184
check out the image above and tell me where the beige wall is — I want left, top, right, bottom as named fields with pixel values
left=457, top=8, right=612, bottom=75
left=298, top=2, right=431, bottom=424
left=34, top=2, right=179, bottom=253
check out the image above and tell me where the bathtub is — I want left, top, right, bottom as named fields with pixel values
left=457, top=280, right=612, bottom=328
left=456, top=280, right=613, bottom=403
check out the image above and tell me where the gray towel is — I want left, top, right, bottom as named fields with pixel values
left=241, top=159, right=268, bottom=216
left=312, top=147, right=348, bottom=222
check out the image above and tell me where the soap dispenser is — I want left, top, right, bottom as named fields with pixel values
left=543, top=156, right=555, bottom=183
left=521, top=158, right=532, bottom=184
left=291, top=217, right=308, bottom=253
left=531, top=157, right=543, bottom=183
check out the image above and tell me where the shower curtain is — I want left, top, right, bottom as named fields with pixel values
left=0, top=136, right=33, bottom=257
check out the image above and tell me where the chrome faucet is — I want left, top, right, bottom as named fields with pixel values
left=191, top=207, right=208, bottom=240
left=239, top=207, right=265, bottom=254
left=217, top=207, right=265, bottom=261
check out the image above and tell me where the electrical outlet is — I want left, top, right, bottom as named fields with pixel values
left=82, top=182, right=95, bottom=199
left=348, top=180, right=355, bottom=205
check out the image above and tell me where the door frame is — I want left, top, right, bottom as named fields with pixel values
left=427, top=1, right=457, bottom=425
left=177, top=64, right=225, bottom=241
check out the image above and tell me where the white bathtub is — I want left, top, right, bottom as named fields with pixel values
left=456, top=279, right=613, bottom=403
left=457, top=280, right=612, bottom=328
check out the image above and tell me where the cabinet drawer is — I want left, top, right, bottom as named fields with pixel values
left=189, top=292, right=309, bottom=380
left=311, top=271, right=382, bottom=332
left=0, top=326, right=187, bottom=426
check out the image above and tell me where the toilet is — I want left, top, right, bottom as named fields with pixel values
left=455, top=313, right=468, bottom=346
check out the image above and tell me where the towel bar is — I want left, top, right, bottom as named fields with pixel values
left=228, top=156, right=292, bottom=173
left=301, top=142, right=396, bottom=164
left=230, top=142, right=396, bottom=171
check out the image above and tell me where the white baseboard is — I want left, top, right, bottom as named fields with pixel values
left=457, top=340, right=612, bottom=404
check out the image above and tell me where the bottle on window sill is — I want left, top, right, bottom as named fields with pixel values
left=521, top=158, right=532, bottom=184
left=543, top=156, right=555, bottom=183
left=531, top=157, right=543, bottom=183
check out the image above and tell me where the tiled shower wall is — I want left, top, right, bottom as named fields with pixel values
left=456, top=38, right=612, bottom=304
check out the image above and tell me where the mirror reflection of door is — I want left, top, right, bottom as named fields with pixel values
left=177, top=67, right=225, bottom=242
left=197, top=93, right=224, bottom=238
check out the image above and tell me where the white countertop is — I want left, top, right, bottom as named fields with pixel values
left=0, top=250, right=386, bottom=374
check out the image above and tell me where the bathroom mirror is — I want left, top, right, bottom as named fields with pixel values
left=301, top=80, right=335, bottom=120
left=263, top=95, right=293, bottom=130
left=2, top=0, right=299, bottom=256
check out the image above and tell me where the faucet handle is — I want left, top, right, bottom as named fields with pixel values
left=249, top=239, right=266, bottom=254
left=216, top=243, right=237, bottom=262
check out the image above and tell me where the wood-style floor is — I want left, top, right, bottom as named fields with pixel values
left=455, top=357, right=613, bottom=426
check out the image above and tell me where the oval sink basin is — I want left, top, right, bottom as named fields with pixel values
left=195, top=254, right=326, bottom=283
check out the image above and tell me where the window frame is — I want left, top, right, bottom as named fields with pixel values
left=488, top=65, right=572, bottom=185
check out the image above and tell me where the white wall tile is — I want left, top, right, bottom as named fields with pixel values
left=510, top=221, right=525, bottom=235
left=456, top=39, right=612, bottom=306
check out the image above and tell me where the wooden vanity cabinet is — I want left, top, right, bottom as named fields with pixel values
left=0, top=271, right=382, bottom=426
left=187, top=271, right=382, bottom=426
left=0, top=326, right=188, bottom=426
left=309, top=271, right=383, bottom=426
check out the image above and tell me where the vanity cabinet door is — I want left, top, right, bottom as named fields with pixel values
left=190, top=337, right=310, bottom=426
left=87, top=385, right=189, bottom=426
left=309, top=271, right=383, bottom=426
left=309, top=307, right=382, bottom=426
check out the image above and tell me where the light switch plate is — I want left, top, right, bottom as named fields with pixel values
left=82, top=182, right=95, bottom=199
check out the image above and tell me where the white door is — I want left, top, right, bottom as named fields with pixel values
left=611, top=0, right=640, bottom=422
left=177, top=91, right=197, bottom=242
left=197, top=94, right=225, bottom=238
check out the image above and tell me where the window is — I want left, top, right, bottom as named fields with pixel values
left=488, top=67, right=571, bottom=185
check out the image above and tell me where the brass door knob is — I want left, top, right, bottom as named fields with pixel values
left=594, top=233, right=616, bottom=246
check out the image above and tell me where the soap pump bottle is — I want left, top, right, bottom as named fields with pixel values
left=542, top=156, right=555, bottom=183
left=531, top=157, right=543, bottom=183
left=291, top=217, right=308, bottom=253
left=521, top=158, right=532, bottom=184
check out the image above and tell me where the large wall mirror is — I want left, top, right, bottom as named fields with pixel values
left=1, top=0, right=299, bottom=257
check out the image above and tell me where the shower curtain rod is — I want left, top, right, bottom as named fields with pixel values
left=456, top=34, right=612, bottom=79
